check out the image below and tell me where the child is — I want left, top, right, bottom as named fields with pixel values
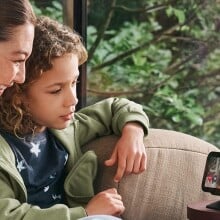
left=0, top=16, right=149, bottom=219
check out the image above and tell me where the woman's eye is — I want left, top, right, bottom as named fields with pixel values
left=72, top=80, right=79, bottom=87
left=13, top=60, right=25, bottom=66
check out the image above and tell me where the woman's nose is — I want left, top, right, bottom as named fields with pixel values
left=14, top=63, right=26, bottom=84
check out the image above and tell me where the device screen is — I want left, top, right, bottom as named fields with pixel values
left=202, top=151, right=220, bottom=195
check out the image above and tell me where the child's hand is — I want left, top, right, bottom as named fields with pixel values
left=105, top=122, right=147, bottom=182
left=85, top=188, right=125, bottom=216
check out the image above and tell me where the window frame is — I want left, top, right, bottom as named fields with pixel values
left=73, top=0, right=87, bottom=110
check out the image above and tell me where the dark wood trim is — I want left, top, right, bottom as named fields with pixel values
left=73, top=0, right=87, bottom=110
left=63, top=0, right=73, bottom=28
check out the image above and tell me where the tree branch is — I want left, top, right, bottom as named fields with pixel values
left=88, top=0, right=117, bottom=60
left=112, top=4, right=167, bottom=13
left=91, top=23, right=179, bottom=72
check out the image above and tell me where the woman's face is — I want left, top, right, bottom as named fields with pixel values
left=0, top=22, right=34, bottom=95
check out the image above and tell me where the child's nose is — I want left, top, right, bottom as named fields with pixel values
left=64, top=90, right=78, bottom=107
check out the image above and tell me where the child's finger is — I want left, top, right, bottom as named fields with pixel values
left=114, top=157, right=126, bottom=182
left=104, top=149, right=117, bottom=166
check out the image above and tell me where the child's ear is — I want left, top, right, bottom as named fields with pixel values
left=14, top=93, right=23, bottom=106
left=13, top=85, right=24, bottom=105
left=14, top=97, right=21, bottom=106
left=19, top=93, right=29, bottom=106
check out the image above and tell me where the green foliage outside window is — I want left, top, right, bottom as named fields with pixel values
left=30, top=0, right=63, bottom=22
left=87, top=0, right=220, bottom=147
left=31, top=0, right=220, bottom=147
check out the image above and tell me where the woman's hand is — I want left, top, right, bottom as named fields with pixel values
left=105, top=122, right=147, bottom=182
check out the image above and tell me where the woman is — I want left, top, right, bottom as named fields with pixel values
left=0, top=0, right=35, bottom=95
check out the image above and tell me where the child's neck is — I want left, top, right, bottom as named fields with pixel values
left=36, top=126, right=47, bottom=133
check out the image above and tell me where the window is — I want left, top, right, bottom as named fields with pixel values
left=31, top=0, right=220, bottom=147
left=86, top=0, right=220, bottom=147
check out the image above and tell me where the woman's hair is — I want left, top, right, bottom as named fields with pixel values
left=0, top=16, right=88, bottom=136
left=0, top=0, right=36, bottom=41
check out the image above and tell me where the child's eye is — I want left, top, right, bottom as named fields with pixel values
left=50, top=89, right=62, bottom=94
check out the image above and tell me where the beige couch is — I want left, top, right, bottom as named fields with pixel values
left=83, top=128, right=220, bottom=220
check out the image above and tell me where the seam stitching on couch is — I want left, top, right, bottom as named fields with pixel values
left=146, top=146, right=215, bottom=155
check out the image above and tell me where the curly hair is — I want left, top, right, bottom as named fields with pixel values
left=0, top=16, right=88, bottom=136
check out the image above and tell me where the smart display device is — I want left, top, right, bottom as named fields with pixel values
left=202, top=151, right=220, bottom=210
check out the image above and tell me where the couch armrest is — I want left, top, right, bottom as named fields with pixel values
left=82, top=129, right=219, bottom=220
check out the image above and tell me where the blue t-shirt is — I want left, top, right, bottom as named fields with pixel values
left=0, top=129, right=68, bottom=208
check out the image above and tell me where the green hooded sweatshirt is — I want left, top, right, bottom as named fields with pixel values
left=0, top=97, right=149, bottom=220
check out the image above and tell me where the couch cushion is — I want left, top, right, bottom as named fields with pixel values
left=82, top=129, right=219, bottom=220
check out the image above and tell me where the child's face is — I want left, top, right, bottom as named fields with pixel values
left=23, top=53, right=79, bottom=131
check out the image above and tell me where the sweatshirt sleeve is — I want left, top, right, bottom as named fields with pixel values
left=0, top=173, right=87, bottom=220
left=74, top=97, right=149, bottom=146
left=0, top=201, right=87, bottom=220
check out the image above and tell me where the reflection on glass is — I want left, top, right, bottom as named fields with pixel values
left=205, top=157, right=220, bottom=189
